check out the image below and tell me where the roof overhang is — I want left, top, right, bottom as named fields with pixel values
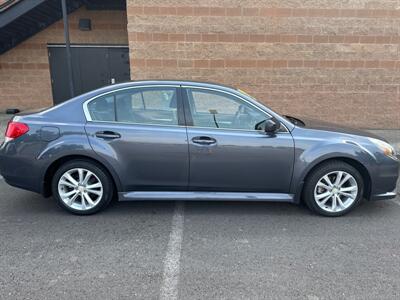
left=0, top=0, right=126, bottom=54
left=0, top=0, right=22, bottom=12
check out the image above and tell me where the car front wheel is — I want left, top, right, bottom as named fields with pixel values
left=303, top=161, right=364, bottom=217
left=52, top=160, right=114, bottom=215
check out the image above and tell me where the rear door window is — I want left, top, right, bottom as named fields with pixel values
left=87, top=87, right=179, bottom=126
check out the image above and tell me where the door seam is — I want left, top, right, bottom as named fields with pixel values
left=179, top=85, right=191, bottom=191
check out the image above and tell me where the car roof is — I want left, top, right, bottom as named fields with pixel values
left=132, top=80, right=236, bottom=89
left=89, top=80, right=239, bottom=95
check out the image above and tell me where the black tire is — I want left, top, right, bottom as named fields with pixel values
left=303, top=160, right=364, bottom=217
left=52, top=159, right=114, bottom=215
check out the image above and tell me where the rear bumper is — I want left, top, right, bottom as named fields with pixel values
left=2, top=175, right=42, bottom=194
left=0, top=159, right=43, bottom=194
left=0, top=140, right=45, bottom=194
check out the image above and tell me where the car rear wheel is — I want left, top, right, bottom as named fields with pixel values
left=52, top=160, right=114, bottom=215
left=303, top=161, right=364, bottom=217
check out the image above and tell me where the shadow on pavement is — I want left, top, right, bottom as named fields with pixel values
left=2, top=183, right=398, bottom=220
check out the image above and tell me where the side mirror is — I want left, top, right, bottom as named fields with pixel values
left=264, top=118, right=280, bottom=134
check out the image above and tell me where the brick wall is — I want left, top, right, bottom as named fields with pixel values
left=0, top=7, right=128, bottom=110
left=126, top=0, right=400, bottom=129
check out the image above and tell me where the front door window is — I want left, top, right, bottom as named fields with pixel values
left=185, top=88, right=268, bottom=130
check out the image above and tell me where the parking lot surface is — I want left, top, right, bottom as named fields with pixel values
left=0, top=116, right=399, bottom=299
left=1, top=178, right=400, bottom=299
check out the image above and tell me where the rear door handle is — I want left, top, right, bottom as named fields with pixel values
left=191, top=136, right=217, bottom=145
left=95, top=131, right=121, bottom=140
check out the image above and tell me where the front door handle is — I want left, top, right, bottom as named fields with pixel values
left=95, top=131, right=121, bottom=140
left=191, top=136, right=217, bottom=145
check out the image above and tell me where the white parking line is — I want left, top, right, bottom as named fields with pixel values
left=160, top=201, right=185, bottom=300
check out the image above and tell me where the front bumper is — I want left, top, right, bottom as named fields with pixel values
left=368, top=155, right=399, bottom=201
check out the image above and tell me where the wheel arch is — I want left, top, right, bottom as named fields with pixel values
left=42, top=154, right=121, bottom=197
left=295, top=156, right=372, bottom=203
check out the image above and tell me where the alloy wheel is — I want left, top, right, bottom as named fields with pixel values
left=313, top=171, right=358, bottom=213
left=58, top=168, right=103, bottom=211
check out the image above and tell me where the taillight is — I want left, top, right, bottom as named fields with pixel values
left=5, top=121, right=29, bottom=140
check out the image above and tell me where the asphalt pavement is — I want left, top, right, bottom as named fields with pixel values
left=1, top=179, right=400, bottom=299
left=0, top=114, right=399, bottom=299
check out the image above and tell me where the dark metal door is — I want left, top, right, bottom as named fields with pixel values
left=76, top=47, right=109, bottom=95
left=107, top=48, right=130, bottom=85
left=48, top=47, right=81, bottom=104
left=48, top=46, right=130, bottom=105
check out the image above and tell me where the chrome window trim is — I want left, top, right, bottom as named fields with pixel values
left=83, top=83, right=289, bottom=133
left=83, top=84, right=180, bottom=123
left=181, top=85, right=289, bottom=133
left=86, top=120, right=187, bottom=129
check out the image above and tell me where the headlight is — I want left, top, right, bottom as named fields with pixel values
left=368, top=138, right=396, bottom=157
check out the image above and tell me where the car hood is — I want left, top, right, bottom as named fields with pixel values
left=291, top=116, right=384, bottom=141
